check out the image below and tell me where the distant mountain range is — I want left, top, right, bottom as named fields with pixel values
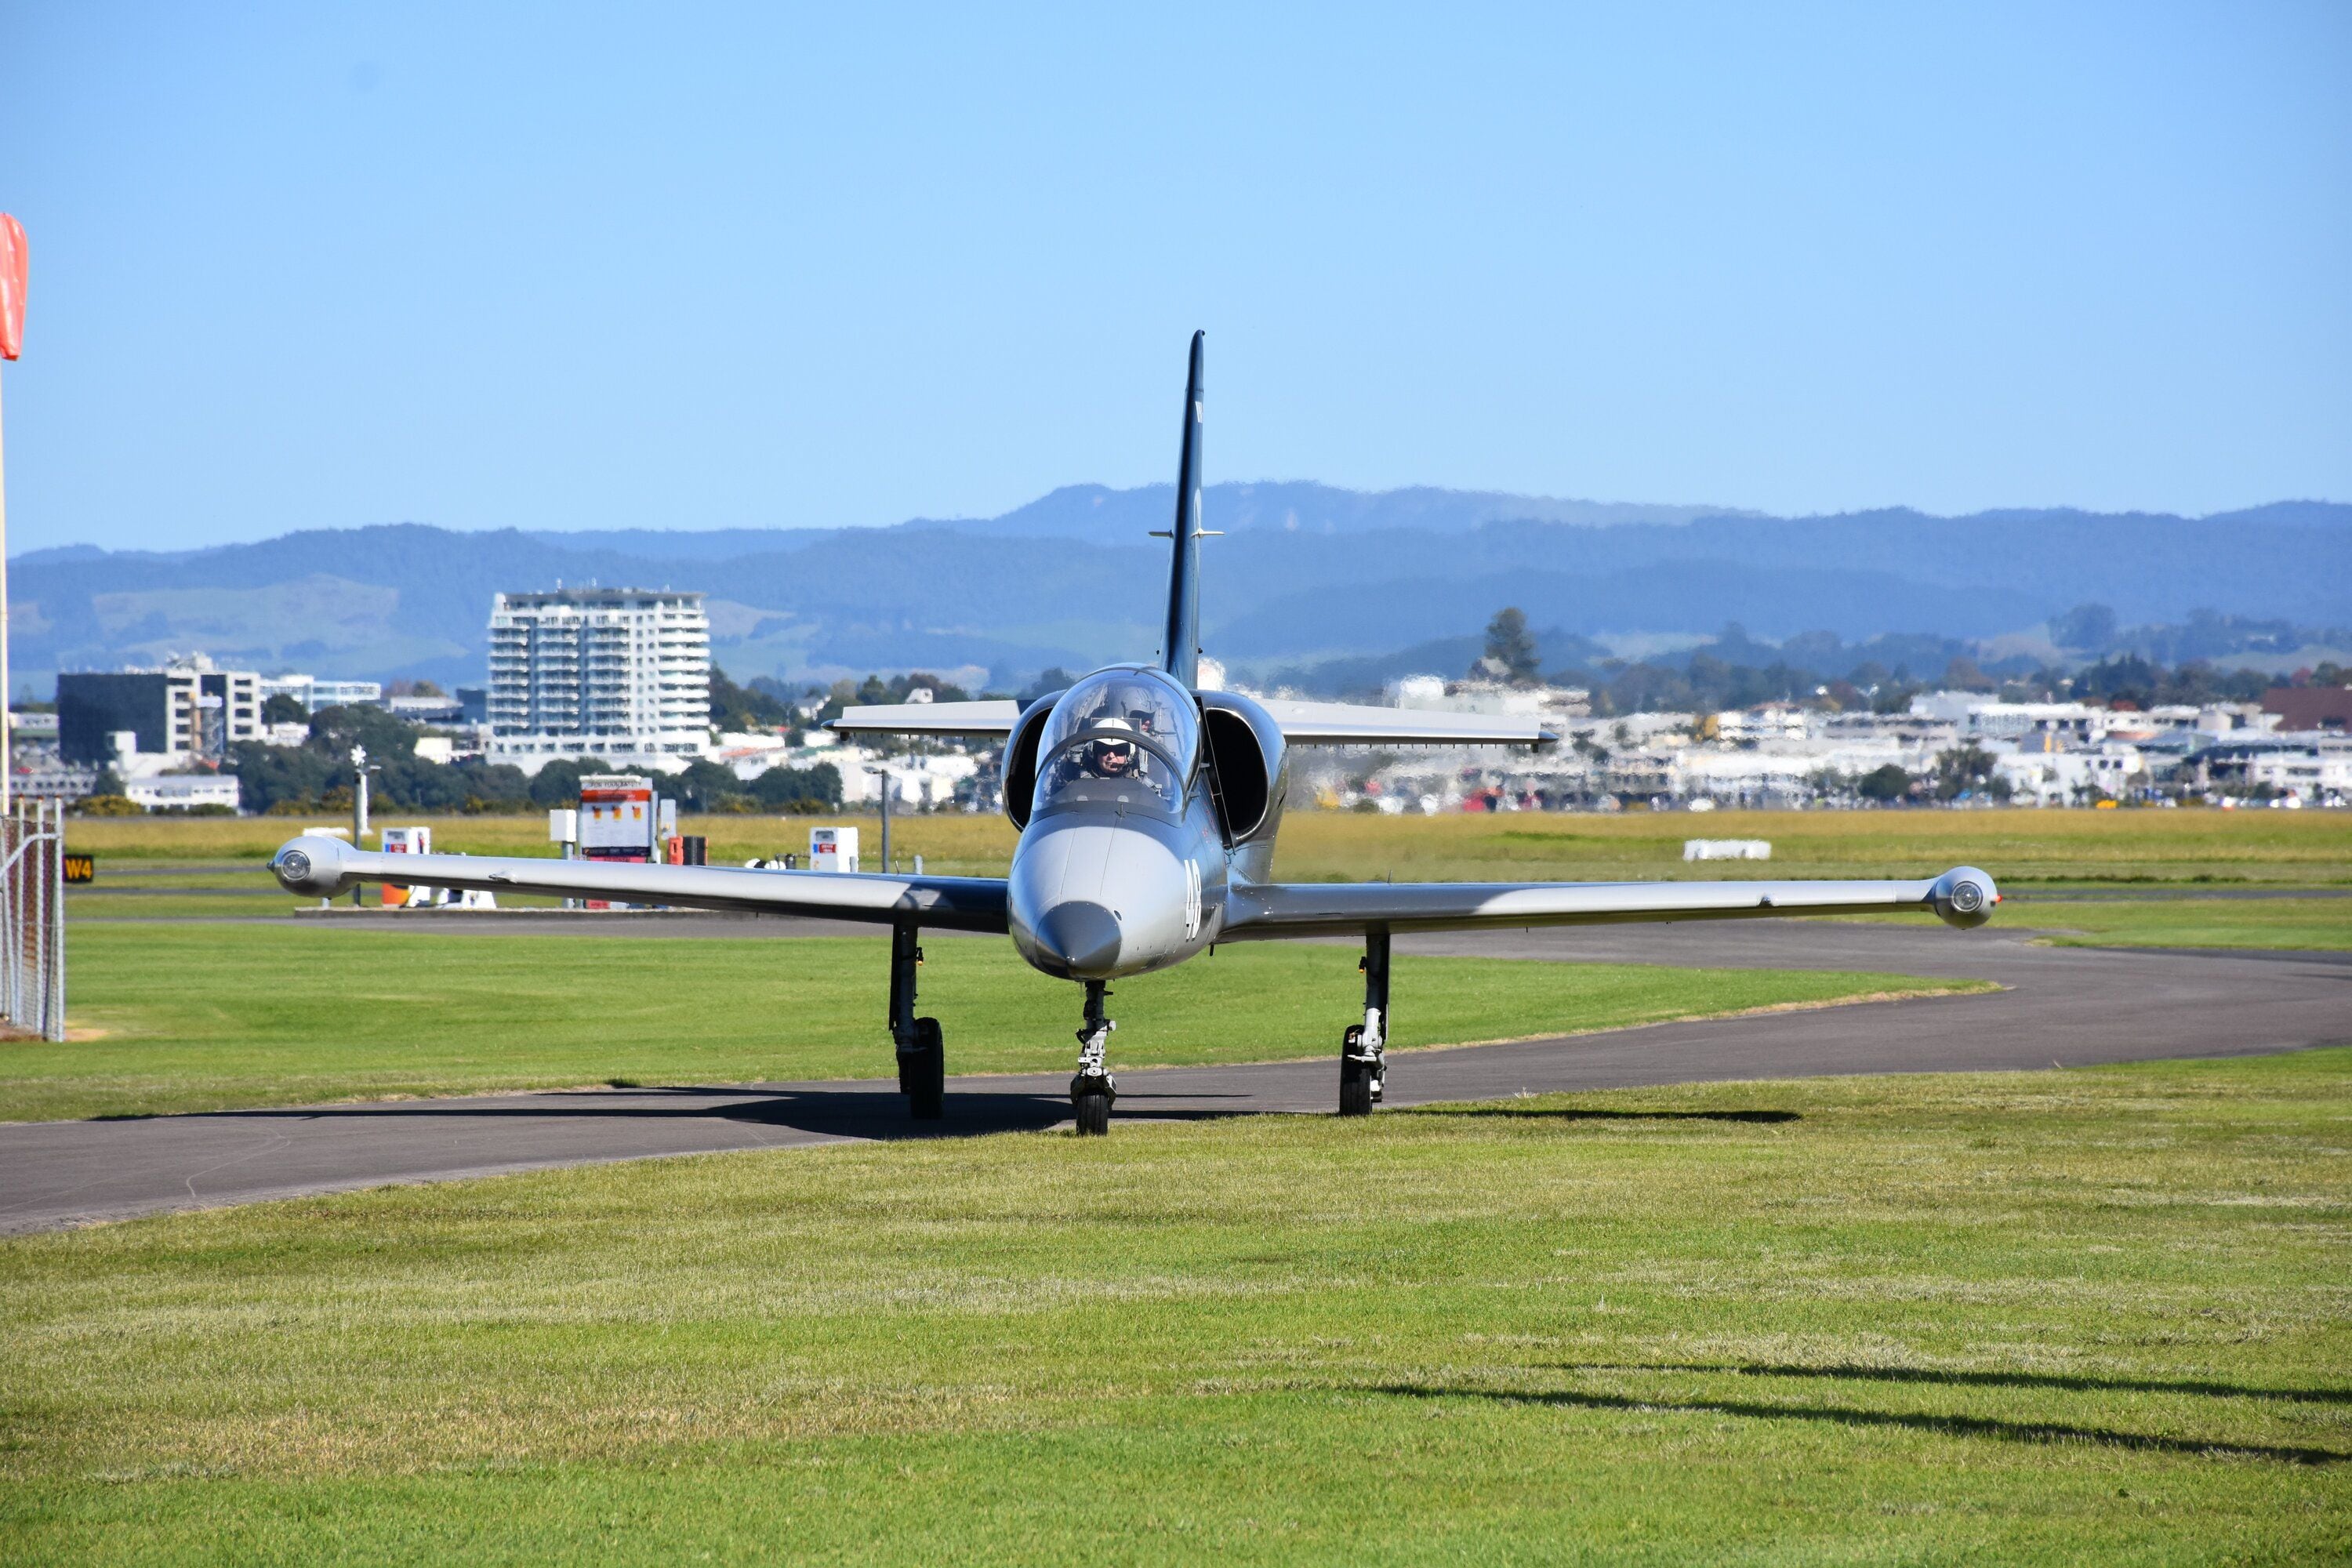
left=11, top=484, right=2348, bottom=697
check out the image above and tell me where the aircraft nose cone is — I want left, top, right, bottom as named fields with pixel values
left=1035, top=901, right=1122, bottom=977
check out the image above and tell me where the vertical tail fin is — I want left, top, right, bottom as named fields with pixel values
left=1161, top=331, right=1207, bottom=689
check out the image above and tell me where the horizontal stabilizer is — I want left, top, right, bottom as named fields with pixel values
left=829, top=695, right=1551, bottom=745
left=829, top=699, right=1022, bottom=737
left=1252, top=698, right=1555, bottom=747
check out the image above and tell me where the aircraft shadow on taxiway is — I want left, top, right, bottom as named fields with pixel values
left=183, top=1090, right=1817, bottom=1142
left=194, top=1086, right=1255, bottom=1141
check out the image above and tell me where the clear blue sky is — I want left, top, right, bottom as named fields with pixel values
left=2, top=2, right=2347, bottom=554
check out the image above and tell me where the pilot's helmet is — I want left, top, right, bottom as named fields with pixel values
left=1087, top=716, right=1138, bottom=771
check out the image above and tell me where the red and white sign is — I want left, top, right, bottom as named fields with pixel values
left=578, top=776, right=655, bottom=855
left=578, top=774, right=655, bottom=909
left=380, top=826, right=433, bottom=907
left=0, top=215, right=25, bottom=361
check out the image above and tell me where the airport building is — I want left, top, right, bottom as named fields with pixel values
left=485, top=588, right=712, bottom=775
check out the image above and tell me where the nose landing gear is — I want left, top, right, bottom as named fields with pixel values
left=1071, top=979, right=1117, bottom=1135
left=1340, top=927, right=1390, bottom=1116
left=890, top=923, right=945, bottom=1120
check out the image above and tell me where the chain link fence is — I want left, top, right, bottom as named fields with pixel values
left=0, top=798, right=67, bottom=1041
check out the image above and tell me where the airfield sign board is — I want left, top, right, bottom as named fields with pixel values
left=577, top=775, right=655, bottom=856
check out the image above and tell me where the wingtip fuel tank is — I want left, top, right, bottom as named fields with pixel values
left=270, top=834, right=357, bottom=898
left=1929, top=866, right=1999, bottom=929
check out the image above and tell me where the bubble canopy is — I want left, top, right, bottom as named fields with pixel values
left=1032, top=669, right=1200, bottom=816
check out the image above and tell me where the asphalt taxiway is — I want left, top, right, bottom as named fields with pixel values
left=3, top=922, right=2343, bottom=1233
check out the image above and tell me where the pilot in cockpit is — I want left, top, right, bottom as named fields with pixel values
left=1065, top=717, right=1149, bottom=783
left=1036, top=680, right=1191, bottom=811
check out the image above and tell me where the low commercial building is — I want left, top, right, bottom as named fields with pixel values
left=1908, top=694, right=2112, bottom=745
left=386, top=692, right=465, bottom=723
left=2262, top=687, right=2352, bottom=734
left=2190, top=735, right=2352, bottom=804
left=123, top=774, right=243, bottom=812
left=1990, top=742, right=2148, bottom=806
left=11, top=763, right=98, bottom=801
left=1386, top=675, right=1592, bottom=724
left=258, top=674, right=383, bottom=713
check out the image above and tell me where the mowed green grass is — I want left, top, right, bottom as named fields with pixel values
left=2013, top=895, right=2352, bottom=950
left=65, top=808, right=2352, bottom=956
left=4, top=1050, right=2346, bottom=1564
left=71, top=885, right=2352, bottom=949
left=64, top=804, right=2352, bottom=884
left=0, top=924, right=1983, bottom=1123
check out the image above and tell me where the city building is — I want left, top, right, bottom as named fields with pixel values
left=58, top=655, right=262, bottom=765
left=485, top=588, right=711, bottom=775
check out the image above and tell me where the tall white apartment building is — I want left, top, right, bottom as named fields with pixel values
left=485, top=589, right=711, bottom=775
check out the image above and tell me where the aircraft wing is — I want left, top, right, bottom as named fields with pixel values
left=267, top=834, right=1010, bottom=931
left=1250, top=698, right=1555, bottom=746
left=1220, top=867, right=1998, bottom=938
left=829, top=699, right=1022, bottom=737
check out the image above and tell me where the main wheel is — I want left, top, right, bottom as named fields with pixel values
left=907, top=1017, right=945, bottom=1120
left=1073, top=1087, right=1112, bottom=1136
left=1339, top=1025, right=1374, bottom=1116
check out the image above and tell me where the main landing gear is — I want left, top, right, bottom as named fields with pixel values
left=1070, top=979, right=1116, bottom=1135
left=890, top=923, right=945, bottom=1120
left=1340, top=927, right=1390, bottom=1116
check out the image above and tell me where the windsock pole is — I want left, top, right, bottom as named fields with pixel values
left=0, top=363, right=11, bottom=811
left=0, top=213, right=27, bottom=813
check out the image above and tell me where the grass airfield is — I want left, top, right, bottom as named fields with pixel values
left=5, top=1051, right=2347, bottom=1563
left=0, top=926, right=1982, bottom=1122
left=5, top=808, right=2347, bottom=1560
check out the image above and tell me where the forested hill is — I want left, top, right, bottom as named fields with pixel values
left=13, top=484, right=2347, bottom=693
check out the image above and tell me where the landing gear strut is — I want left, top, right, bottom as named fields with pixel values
left=890, top=922, right=944, bottom=1120
left=1341, top=926, right=1389, bottom=1116
left=1070, top=979, right=1116, bottom=1135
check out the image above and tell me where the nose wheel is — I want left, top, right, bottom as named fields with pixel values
left=1070, top=979, right=1117, bottom=1134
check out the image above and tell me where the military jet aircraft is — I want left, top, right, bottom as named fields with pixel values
left=270, top=332, right=1999, bottom=1134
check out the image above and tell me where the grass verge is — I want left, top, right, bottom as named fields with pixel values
left=0, top=924, right=1986, bottom=1122
left=3, top=1048, right=2346, bottom=1563
left=2019, top=896, right=2352, bottom=950
left=63, top=804, right=2352, bottom=884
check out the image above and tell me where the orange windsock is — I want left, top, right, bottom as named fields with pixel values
left=0, top=214, right=25, bottom=361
